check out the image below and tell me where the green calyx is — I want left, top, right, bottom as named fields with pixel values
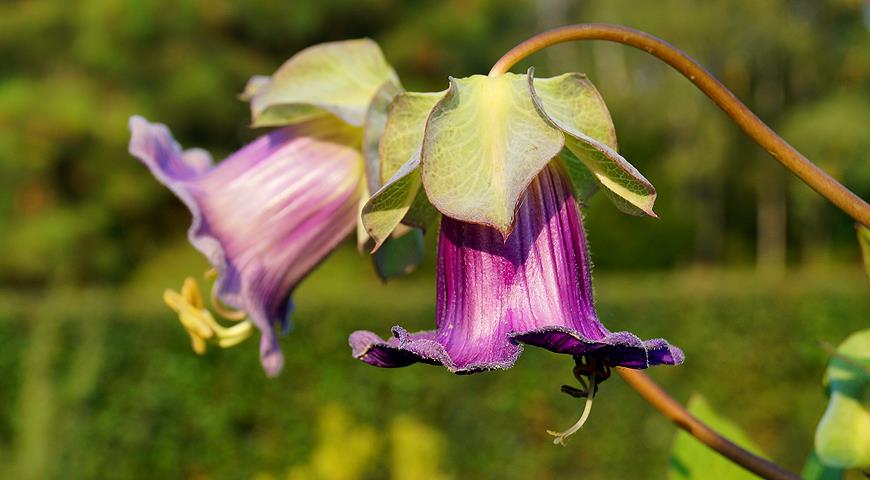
left=361, top=68, right=657, bottom=245
left=244, top=38, right=401, bottom=128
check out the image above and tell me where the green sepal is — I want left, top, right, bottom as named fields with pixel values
left=528, top=68, right=657, bottom=217
left=555, top=147, right=599, bottom=205
left=380, top=91, right=446, bottom=183
left=403, top=187, right=440, bottom=231
left=372, top=226, right=426, bottom=280
left=360, top=90, right=446, bottom=249
left=420, top=73, right=564, bottom=236
left=361, top=153, right=423, bottom=251
left=246, top=39, right=400, bottom=127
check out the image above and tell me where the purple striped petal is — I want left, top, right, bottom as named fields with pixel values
left=130, top=115, right=364, bottom=376
left=351, top=164, right=683, bottom=373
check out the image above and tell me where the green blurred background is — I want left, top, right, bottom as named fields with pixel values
left=1, top=0, right=868, bottom=478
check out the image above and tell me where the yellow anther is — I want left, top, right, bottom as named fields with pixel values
left=181, top=276, right=204, bottom=309
left=163, top=276, right=253, bottom=355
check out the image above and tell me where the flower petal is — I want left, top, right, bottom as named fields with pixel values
left=130, top=115, right=364, bottom=375
left=352, top=164, right=682, bottom=373
left=248, top=39, right=400, bottom=127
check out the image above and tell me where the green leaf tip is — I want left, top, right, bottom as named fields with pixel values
left=668, top=394, right=766, bottom=480
left=246, top=38, right=401, bottom=128
left=815, top=329, right=870, bottom=471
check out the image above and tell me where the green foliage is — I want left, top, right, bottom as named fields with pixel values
left=668, top=395, right=766, bottom=480
left=285, top=404, right=381, bottom=480
left=801, top=451, right=843, bottom=480
left=1, top=259, right=868, bottom=479
left=814, top=329, right=870, bottom=470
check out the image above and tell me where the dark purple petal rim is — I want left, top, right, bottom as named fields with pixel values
left=351, top=325, right=683, bottom=374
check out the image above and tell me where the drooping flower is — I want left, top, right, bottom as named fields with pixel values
left=350, top=164, right=683, bottom=373
left=352, top=68, right=683, bottom=441
left=130, top=115, right=364, bottom=375
left=130, top=39, right=419, bottom=376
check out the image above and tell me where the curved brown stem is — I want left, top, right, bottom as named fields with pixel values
left=489, top=23, right=870, bottom=228
left=617, top=368, right=799, bottom=480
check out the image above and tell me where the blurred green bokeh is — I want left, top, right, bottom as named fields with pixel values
left=1, top=0, right=868, bottom=478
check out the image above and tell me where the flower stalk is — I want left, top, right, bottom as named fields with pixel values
left=618, top=368, right=799, bottom=480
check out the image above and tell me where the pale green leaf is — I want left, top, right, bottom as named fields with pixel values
left=669, top=394, right=766, bottom=480
left=529, top=69, right=657, bottom=217
left=248, top=39, right=400, bottom=127
left=421, top=73, right=564, bottom=235
left=815, top=329, right=870, bottom=470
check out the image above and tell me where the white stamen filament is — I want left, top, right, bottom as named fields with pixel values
left=547, top=388, right=595, bottom=446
